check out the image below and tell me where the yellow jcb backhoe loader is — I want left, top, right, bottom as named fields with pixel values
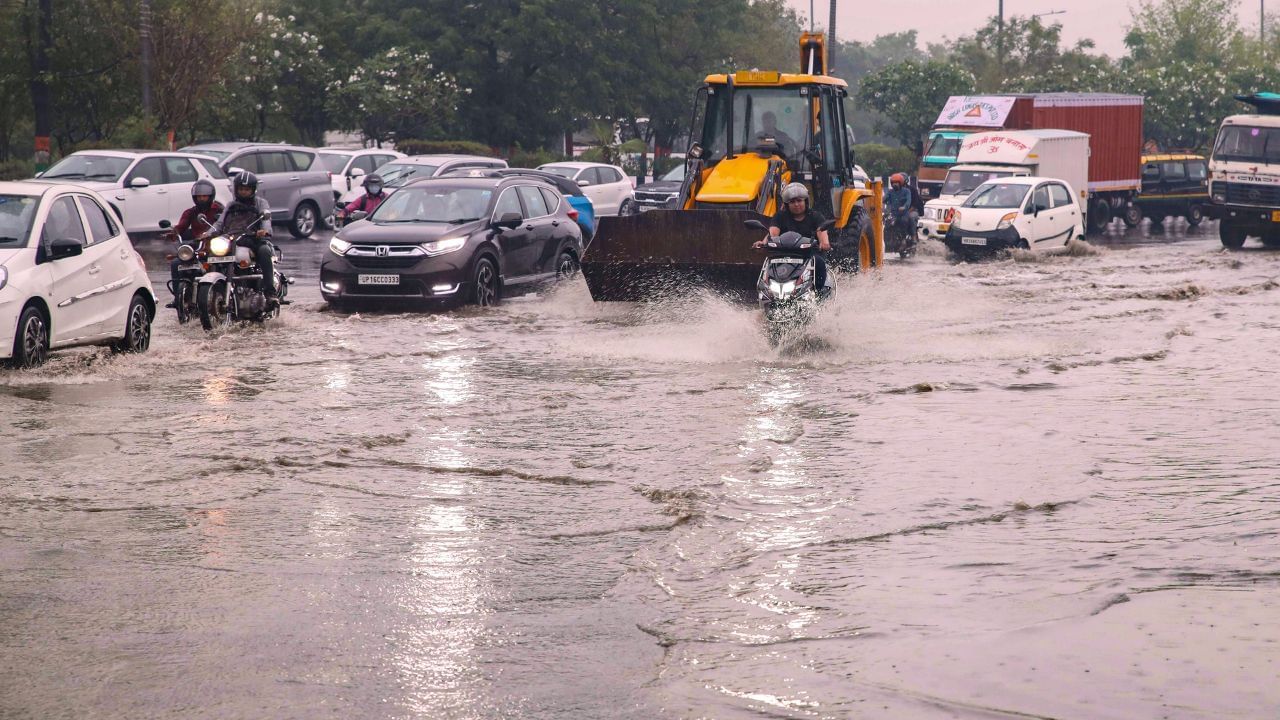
left=582, top=33, right=884, bottom=303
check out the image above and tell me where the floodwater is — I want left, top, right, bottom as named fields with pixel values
left=2, top=219, right=1278, bottom=719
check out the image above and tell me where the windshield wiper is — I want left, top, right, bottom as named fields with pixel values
left=82, top=173, right=119, bottom=180
left=446, top=217, right=481, bottom=224
left=379, top=218, right=425, bottom=223
left=0, top=236, right=19, bottom=243
left=42, top=172, right=84, bottom=179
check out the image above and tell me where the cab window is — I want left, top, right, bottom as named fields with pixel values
left=493, top=188, right=523, bottom=219
left=126, top=158, right=166, bottom=186
left=42, top=196, right=88, bottom=246
left=1142, top=162, right=1161, bottom=182
left=516, top=185, right=549, bottom=217
left=1047, top=184, right=1072, bottom=208
left=1030, top=186, right=1051, bottom=212
left=1160, top=162, right=1186, bottom=182
left=1187, top=161, right=1207, bottom=182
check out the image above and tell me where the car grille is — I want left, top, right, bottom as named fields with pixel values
left=1224, top=182, right=1280, bottom=206
left=636, top=191, right=677, bottom=205
left=344, top=244, right=423, bottom=269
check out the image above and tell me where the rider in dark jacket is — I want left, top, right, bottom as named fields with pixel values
left=204, top=171, right=277, bottom=298
left=166, top=179, right=223, bottom=307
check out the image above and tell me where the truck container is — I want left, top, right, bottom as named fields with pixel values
left=917, top=93, right=1143, bottom=232
left=917, top=129, right=1089, bottom=242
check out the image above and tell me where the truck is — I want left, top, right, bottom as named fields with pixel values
left=1207, top=93, right=1280, bottom=249
left=917, top=129, right=1089, bottom=243
left=917, top=94, right=1143, bottom=233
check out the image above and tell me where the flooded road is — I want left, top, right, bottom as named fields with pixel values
left=2, top=220, right=1279, bottom=719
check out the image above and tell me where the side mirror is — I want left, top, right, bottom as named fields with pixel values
left=129, top=176, right=151, bottom=189
left=348, top=210, right=368, bottom=222
left=49, top=237, right=84, bottom=260
left=743, top=219, right=767, bottom=231
left=687, top=143, right=704, bottom=160
left=350, top=167, right=366, bottom=178
left=577, top=179, right=589, bottom=187
left=227, top=166, right=244, bottom=176
left=34, top=171, right=44, bottom=178
left=494, top=211, right=522, bottom=229
left=158, top=220, right=172, bottom=229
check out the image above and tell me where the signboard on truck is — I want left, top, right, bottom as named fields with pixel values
left=934, top=96, right=1020, bottom=128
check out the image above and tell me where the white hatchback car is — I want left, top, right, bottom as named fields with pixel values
left=36, top=150, right=232, bottom=235
left=317, top=147, right=406, bottom=201
left=537, top=162, right=635, bottom=216
left=0, top=182, right=156, bottom=368
left=943, top=176, right=1086, bottom=257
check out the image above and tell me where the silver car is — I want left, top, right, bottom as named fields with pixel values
left=179, top=143, right=335, bottom=238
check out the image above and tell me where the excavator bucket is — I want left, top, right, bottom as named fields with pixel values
left=581, top=209, right=767, bottom=303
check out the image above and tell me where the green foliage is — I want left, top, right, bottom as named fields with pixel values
left=858, top=60, right=975, bottom=154
left=395, top=139, right=497, bottom=157
left=852, top=143, right=918, bottom=180
left=326, top=47, right=467, bottom=145
left=0, top=159, right=35, bottom=181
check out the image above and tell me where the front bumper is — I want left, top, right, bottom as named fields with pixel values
left=319, top=252, right=472, bottom=304
left=635, top=192, right=678, bottom=211
left=944, top=225, right=1023, bottom=253
left=1209, top=202, right=1280, bottom=228
left=917, top=218, right=951, bottom=241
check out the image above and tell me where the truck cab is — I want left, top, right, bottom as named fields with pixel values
left=1208, top=94, right=1280, bottom=249
left=918, top=131, right=970, bottom=202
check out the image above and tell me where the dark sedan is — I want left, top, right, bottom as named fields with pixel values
left=320, top=176, right=584, bottom=308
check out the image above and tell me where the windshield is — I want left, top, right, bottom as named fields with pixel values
left=539, top=166, right=578, bottom=179
left=181, top=147, right=230, bottom=161
left=0, top=194, right=39, bottom=248
left=942, top=170, right=1015, bottom=196
left=371, top=186, right=493, bottom=223
left=1213, top=125, right=1280, bottom=164
left=924, top=134, right=964, bottom=161
left=42, top=155, right=132, bottom=182
left=376, top=163, right=437, bottom=187
left=962, top=183, right=1030, bottom=209
left=700, top=86, right=812, bottom=161
left=660, top=164, right=685, bottom=182
left=319, top=153, right=352, bottom=173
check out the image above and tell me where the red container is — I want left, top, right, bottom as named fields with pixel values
left=1030, top=94, right=1144, bottom=193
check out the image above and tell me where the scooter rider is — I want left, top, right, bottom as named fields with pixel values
left=165, top=179, right=223, bottom=308
left=340, top=173, right=388, bottom=220
left=755, top=182, right=831, bottom=290
left=885, top=173, right=915, bottom=234
left=203, top=170, right=277, bottom=300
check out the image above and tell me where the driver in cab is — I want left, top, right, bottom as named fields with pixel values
left=760, top=111, right=798, bottom=159
left=754, top=182, right=830, bottom=291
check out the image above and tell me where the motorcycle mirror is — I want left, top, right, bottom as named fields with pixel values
left=743, top=219, right=767, bottom=231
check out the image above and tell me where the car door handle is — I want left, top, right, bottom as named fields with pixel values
left=88, top=264, right=101, bottom=275
left=551, top=220, right=560, bottom=227
left=289, top=176, right=300, bottom=182
left=157, top=188, right=168, bottom=194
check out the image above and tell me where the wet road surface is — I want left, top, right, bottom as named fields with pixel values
left=2, top=218, right=1279, bottom=718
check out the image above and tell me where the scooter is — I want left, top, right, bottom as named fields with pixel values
left=745, top=218, right=835, bottom=347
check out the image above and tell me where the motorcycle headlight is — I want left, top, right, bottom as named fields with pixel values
left=330, top=237, right=352, bottom=256
left=996, top=212, right=1018, bottom=230
left=177, top=245, right=195, bottom=262
left=209, top=235, right=232, bottom=256
left=420, top=237, right=466, bottom=256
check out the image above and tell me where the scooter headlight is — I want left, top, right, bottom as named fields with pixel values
left=768, top=279, right=797, bottom=297
left=177, top=245, right=195, bottom=262
left=209, top=235, right=232, bottom=256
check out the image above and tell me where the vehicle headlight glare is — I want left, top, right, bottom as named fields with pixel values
left=177, top=245, right=195, bottom=262
left=209, top=235, right=232, bottom=256
left=420, top=237, right=466, bottom=256
left=329, top=237, right=352, bottom=256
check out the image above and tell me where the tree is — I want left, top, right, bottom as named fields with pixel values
left=326, top=47, right=468, bottom=145
left=857, top=60, right=975, bottom=155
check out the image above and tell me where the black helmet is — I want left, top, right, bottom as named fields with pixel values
left=233, top=170, right=258, bottom=190
left=362, top=173, right=384, bottom=190
left=191, top=179, right=216, bottom=205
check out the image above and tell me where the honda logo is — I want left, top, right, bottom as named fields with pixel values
left=375, top=245, right=390, bottom=257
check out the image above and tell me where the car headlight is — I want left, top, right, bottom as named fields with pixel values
left=330, top=237, right=352, bottom=256
left=0, top=266, right=7, bottom=291
left=419, top=237, right=466, bottom=256
left=209, top=235, right=232, bottom=256
left=177, top=245, right=195, bottom=262
left=996, top=212, right=1018, bottom=230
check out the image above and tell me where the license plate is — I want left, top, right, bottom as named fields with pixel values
left=1271, top=211, right=1280, bottom=222
left=207, top=256, right=235, bottom=263
left=961, top=236, right=987, bottom=246
left=178, top=263, right=202, bottom=270
left=358, top=274, right=399, bottom=285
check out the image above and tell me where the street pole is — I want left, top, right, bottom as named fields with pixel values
left=140, top=0, right=153, bottom=118
left=31, top=0, right=52, bottom=172
left=828, top=0, right=837, bottom=72
left=998, top=0, right=1004, bottom=68
left=809, top=0, right=814, bottom=31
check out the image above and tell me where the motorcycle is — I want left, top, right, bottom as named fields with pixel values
left=195, top=214, right=291, bottom=331
left=159, top=216, right=215, bottom=324
left=745, top=218, right=835, bottom=347
left=883, top=210, right=917, bottom=259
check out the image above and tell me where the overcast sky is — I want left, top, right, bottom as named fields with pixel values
left=786, top=0, right=1269, bottom=58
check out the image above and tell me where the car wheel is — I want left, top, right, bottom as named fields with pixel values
left=8, top=305, right=49, bottom=368
left=1087, top=199, right=1112, bottom=233
left=1148, top=212, right=1166, bottom=226
left=197, top=281, right=230, bottom=331
left=1219, top=222, right=1246, bottom=250
left=111, top=294, right=152, bottom=354
left=1122, top=204, right=1142, bottom=228
left=555, top=250, right=579, bottom=280
left=1186, top=205, right=1204, bottom=227
left=472, top=257, right=500, bottom=307
left=289, top=201, right=319, bottom=238
left=619, top=199, right=637, bottom=216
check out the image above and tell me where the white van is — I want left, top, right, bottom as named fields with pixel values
left=944, top=176, right=1086, bottom=257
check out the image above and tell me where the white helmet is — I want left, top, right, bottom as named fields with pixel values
left=781, top=182, right=809, bottom=203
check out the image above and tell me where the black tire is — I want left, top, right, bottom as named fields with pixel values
left=1261, top=231, right=1280, bottom=248
left=1122, top=204, right=1142, bottom=228
left=1219, top=222, right=1246, bottom=250
left=197, top=281, right=230, bottom=331
left=471, top=257, right=500, bottom=307
left=1087, top=199, right=1112, bottom=234
left=111, top=294, right=152, bottom=354
left=1148, top=213, right=1166, bottom=227
left=289, top=201, right=319, bottom=238
left=8, top=305, right=49, bottom=368
left=555, top=250, right=579, bottom=280
left=619, top=199, right=637, bottom=216
left=175, top=279, right=192, bottom=324
left=1186, top=205, right=1204, bottom=227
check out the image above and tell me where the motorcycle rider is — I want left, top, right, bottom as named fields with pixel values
left=165, top=179, right=223, bottom=308
left=340, top=173, right=388, bottom=222
left=755, top=182, right=831, bottom=291
left=203, top=171, right=278, bottom=301
left=885, top=173, right=917, bottom=243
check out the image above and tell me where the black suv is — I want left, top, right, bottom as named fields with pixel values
left=1125, top=154, right=1210, bottom=228
left=320, top=175, right=584, bottom=309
